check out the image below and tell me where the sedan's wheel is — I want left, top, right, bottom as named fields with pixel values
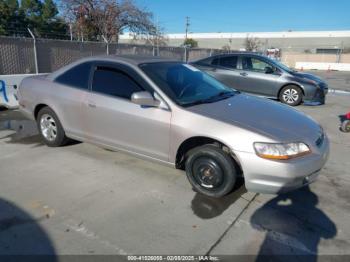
left=185, top=145, right=237, bottom=198
left=37, top=107, right=69, bottom=147
left=340, top=120, right=350, bottom=133
left=279, top=85, right=303, bottom=106
left=40, top=114, right=57, bottom=141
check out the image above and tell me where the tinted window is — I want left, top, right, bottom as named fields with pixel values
left=92, top=66, right=142, bottom=99
left=212, top=57, right=220, bottom=65
left=242, top=57, right=271, bottom=72
left=196, top=57, right=213, bottom=66
left=219, top=56, right=238, bottom=69
left=55, top=62, right=92, bottom=89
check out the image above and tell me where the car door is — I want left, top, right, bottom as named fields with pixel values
left=84, top=62, right=171, bottom=162
left=239, top=56, right=281, bottom=96
left=210, top=55, right=242, bottom=89
left=194, top=56, right=241, bottom=90
left=53, top=61, right=93, bottom=138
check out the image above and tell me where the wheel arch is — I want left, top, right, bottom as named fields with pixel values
left=34, top=103, right=49, bottom=119
left=175, top=136, right=243, bottom=175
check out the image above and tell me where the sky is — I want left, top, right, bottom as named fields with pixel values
left=135, top=0, right=350, bottom=33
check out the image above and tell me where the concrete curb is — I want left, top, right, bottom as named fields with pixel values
left=328, top=89, right=350, bottom=96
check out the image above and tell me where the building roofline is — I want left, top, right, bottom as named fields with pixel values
left=120, top=30, right=350, bottom=40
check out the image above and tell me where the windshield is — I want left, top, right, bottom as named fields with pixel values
left=140, top=62, right=238, bottom=107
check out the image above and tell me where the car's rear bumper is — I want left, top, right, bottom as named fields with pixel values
left=234, top=136, right=329, bottom=194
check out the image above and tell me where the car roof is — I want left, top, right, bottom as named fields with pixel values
left=194, top=52, right=265, bottom=62
left=47, top=55, right=183, bottom=80
left=76, top=55, right=182, bottom=66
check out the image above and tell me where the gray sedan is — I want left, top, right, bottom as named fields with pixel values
left=192, top=53, right=328, bottom=106
left=18, top=56, right=329, bottom=198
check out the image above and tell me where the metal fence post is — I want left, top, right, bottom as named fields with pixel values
left=27, top=28, right=38, bottom=74
left=102, top=35, right=109, bottom=55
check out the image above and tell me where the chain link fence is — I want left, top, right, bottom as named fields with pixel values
left=2, top=36, right=348, bottom=75
left=0, top=36, right=228, bottom=75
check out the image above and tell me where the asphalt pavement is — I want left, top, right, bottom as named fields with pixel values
left=0, top=90, right=349, bottom=260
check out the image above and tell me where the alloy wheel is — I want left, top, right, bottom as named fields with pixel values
left=40, top=114, right=57, bottom=141
left=282, top=88, right=299, bottom=104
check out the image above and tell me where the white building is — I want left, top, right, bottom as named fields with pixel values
left=119, top=30, right=350, bottom=53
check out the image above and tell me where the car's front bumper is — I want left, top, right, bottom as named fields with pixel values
left=234, top=136, right=330, bottom=194
left=304, top=83, right=328, bottom=105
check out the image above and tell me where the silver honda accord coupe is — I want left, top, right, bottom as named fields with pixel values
left=18, top=55, right=329, bottom=198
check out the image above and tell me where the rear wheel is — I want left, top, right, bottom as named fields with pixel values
left=279, top=85, right=303, bottom=106
left=341, top=120, right=350, bottom=133
left=36, top=107, right=69, bottom=147
left=185, top=145, right=238, bottom=198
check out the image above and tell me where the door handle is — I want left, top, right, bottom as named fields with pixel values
left=240, top=72, right=248, bottom=77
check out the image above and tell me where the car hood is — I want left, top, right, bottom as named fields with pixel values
left=186, top=94, right=321, bottom=142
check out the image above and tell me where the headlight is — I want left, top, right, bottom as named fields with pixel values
left=254, top=142, right=311, bottom=160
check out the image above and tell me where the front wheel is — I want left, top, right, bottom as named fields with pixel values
left=185, top=145, right=238, bottom=198
left=36, top=106, right=69, bottom=147
left=279, top=85, right=303, bottom=106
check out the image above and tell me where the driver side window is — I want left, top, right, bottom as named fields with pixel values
left=242, top=57, right=272, bottom=73
left=92, top=66, right=143, bottom=100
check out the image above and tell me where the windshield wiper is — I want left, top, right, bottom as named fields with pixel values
left=206, top=91, right=235, bottom=102
left=183, top=91, right=235, bottom=107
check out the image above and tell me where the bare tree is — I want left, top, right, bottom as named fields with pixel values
left=60, top=0, right=156, bottom=42
left=142, top=22, right=168, bottom=47
left=245, top=37, right=261, bottom=52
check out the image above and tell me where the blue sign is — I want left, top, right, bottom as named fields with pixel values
left=0, top=80, right=9, bottom=103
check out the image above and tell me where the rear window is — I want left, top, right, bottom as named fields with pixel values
left=195, top=57, right=214, bottom=66
left=55, top=62, right=92, bottom=90
left=219, top=56, right=238, bottom=69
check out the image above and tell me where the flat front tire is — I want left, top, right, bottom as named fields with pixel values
left=279, top=85, right=303, bottom=106
left=36, top=107, right=69, bottom=147
left=185, top=145, right=238, bottom=198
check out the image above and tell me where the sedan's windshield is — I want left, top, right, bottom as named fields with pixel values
left=140, top=62, right=238, bottom=107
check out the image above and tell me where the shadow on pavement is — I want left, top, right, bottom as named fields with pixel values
left=0, top=198, right=56, bottom=260
left=0, top=119, right=43, bottom=146
left=251, top=186, right=336, bottom=262
left=191, top=178, right=247, bottom=219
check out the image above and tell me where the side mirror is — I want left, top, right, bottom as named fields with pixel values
left=131, top=91, right=160, bottom=107
left=264, top=66, right=274, bottom=74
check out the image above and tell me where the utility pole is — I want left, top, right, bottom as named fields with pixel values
left=185, top=16, right=190, bottom=40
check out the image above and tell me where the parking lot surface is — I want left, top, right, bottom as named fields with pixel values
left=0, top=91, right=350, bottom=260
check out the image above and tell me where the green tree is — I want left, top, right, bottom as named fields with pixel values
left=20, top=0, right=43, bottom=30
left=42, top=0, right=58, bottom=21
left=0, top=0, right=24, bottom=35
left=40, top=0, right=67, bottom=38
left=183, top=38, right=198, bottom=48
